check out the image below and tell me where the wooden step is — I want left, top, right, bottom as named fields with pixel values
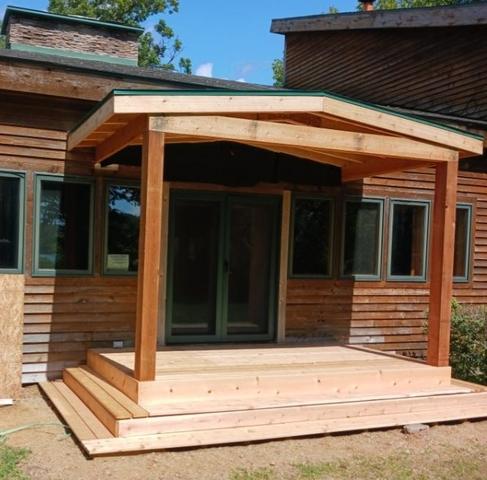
left=136, top=366, right=452, bottom=407
left=63, top=367, right=148, bottom=435
left=143, top=384, right=472, bottom=416
left=39, top=381, right=112, bottom=441
left=84, top=391, right=487, bottom=456
left=118, top=390, right=487, bottom=438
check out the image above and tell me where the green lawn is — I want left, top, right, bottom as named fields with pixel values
left=0, top=444, right=29, bottom=480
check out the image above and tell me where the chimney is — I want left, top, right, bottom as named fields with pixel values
left=1, top=6, right=143, bottom=66
left=359, top=0, right=375, bottom=12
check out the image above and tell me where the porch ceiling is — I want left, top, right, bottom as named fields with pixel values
left=67, top=89, right=484, bottom=181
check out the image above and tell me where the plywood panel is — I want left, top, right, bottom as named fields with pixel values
left=0, top=275, right=24, bottom=399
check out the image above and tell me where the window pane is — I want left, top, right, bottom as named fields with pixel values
left=343, top=200, right=382, bottom=277
left=454, top=206, right=471, bottom=280
left=390, top=203, right=427, bottom=278
left=292, top=198, right=332, bottom=276
left=38, top=179, right=92, bottom=271
left=106, top=185, right=140, bottom=273
left=0, top=175, right=21, bottom=270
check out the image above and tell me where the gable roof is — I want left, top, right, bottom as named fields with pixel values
left=271, top=3, right=487, bottom=34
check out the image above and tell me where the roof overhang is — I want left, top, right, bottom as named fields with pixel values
left=271, top=4, right=487, bottom=34
left=68, top=89, right=484, bottom=182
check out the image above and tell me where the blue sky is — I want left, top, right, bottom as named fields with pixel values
left=0, top=1, right=358, bottom=84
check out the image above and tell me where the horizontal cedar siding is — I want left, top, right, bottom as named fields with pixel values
left=286, top=167, right=486, bottom=357
left=284, top=27, right=487, bottom=121
left=0, top=124, right=138, bottom=383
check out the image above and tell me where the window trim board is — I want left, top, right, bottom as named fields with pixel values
left=340, top=196, right=385, bottom=281
left=289, top=194, right=335, bottom=279
left=453, top=203, right=473, bottom=284
left=386, top=198, right=431, bottom=283
left=32, top=173, right=95, bottom=277
left=103, top=180, right=141, bottom=276
left=0, top=170, right=25, bottom=274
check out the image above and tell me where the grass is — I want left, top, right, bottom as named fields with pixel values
left=229, top=467, right=274, bottom=480
left=0, top=444, right=29, bottom=480
left=228, top=443, right=487, bottom=480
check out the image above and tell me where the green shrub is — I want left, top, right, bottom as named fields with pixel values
left=450, top=301, right=487, bottom=385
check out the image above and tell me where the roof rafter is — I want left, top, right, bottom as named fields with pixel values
left=148, top=115, right=458, bottom=162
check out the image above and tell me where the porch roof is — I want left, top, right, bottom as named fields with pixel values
left=67, top=89, right=484, bottom=182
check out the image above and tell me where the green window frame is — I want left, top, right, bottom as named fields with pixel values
left=0, top=170, right=25, bottom=274
left=289, top=195, right=334, bottom=279
left=33, top=174, right=95, bottom=276
left=340, top=197, right=384, bottom=281
left=103, top=181, right=141, bottom=275
left=453, top=203, right=473, bottom=283
left=387, top=199, right=430, bottom=282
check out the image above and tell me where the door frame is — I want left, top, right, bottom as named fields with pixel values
left=164, top=189, right=281, bottom=344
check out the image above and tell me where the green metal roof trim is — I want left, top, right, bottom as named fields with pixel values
left=1, top=6, right=144, bottom=35
left=104, top=89, right=483, bottom=142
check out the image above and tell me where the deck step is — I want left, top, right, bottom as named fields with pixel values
left=39, top=381, right=112, bottom=441
left=63, top=367, right=148, bottom=435
left=143, top=384, right=473, bottom=416
left=84, top=391, right=487, bottom=456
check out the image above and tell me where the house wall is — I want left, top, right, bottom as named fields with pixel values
left=1, top=122, right=486, bottom=383
left=286, top=168, right=485, bottom=357
left=283, top=26, right=487, bottom=122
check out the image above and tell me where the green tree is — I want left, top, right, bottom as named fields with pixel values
left=48, top=0, right=191, bottom=72
left=375, top=0, right=474, bottom=10
left=272, top=58, right=284, bottom=87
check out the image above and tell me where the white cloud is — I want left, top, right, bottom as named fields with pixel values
left=195, top=62, right=214, bottom=78
left=236, top=78, right=246, bottom=83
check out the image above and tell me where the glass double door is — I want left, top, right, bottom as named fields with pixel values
left=166, top=191, right=280, bottom=343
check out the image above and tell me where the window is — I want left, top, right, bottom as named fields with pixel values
left=0, top=172, right=24, bottom=273
left=34, top=175, right=94, bottom=275
left=341, top=198, right=383, bottom=280
left=291, top=197, right=333, bottom=277
left=454, top=204, right=472, bottom=282
left=104, top=183, right=141, bottom=274
left=388, top=200, right=429, bottom=281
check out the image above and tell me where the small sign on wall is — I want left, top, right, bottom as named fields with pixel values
left=107, top=254, right=130, bottom=271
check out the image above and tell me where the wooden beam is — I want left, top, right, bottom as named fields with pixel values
left=95, top=115, right=146, bottom=163
left=321, top=97, right=483, bottom=155
left=115, top=94, right=325, bottom=115
left=342, top=158, right=437, bottom=182
left=277, top=191, right=291, bottom=343
left=68, top=97, right=115, bottom=151
left=149, top=116, right=458, bottom=162
left=134, top=123, right=165, bottom=381
left=427, top=160, right=459, bottom=367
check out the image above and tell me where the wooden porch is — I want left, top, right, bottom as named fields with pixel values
left=38, top=90, right=487, bottom=455
left=40, top=344, right=487, bottom=456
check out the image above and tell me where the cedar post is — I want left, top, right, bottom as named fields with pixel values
left=427, top=160, right=458, bottom=367
left=134, top=120, right=165, bottom=381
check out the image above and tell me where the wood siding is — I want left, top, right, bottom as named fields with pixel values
left=0, top=125, right=139, bottom=383
left=284, top=26, right=487, bottom=122
left=286, top=167, right=485, bottom=357
left=1, top=123, right=486, bottom=382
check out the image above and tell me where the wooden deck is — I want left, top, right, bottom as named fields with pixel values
left=40, top=344, right=487, bottom=456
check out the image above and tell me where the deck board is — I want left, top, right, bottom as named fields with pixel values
left=41, top=345, right=487, bottom=456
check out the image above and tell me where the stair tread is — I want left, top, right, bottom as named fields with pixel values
left=143, top=384, right=473, bottom=416
left=40, top=381, right=113, bottom=441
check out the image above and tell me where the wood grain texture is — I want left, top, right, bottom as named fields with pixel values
left=134, top=126, right=165, bottom=381
left=0, top=275, right=24, bottom=398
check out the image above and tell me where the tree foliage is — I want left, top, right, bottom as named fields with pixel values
left=47, top=0, right=191, bottom=72
left=272, top=58, right=284, bottom=87
left=375, top=0, right=474, bottom=8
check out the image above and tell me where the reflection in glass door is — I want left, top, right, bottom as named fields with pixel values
left=166, top=192, right=279, bottom=342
